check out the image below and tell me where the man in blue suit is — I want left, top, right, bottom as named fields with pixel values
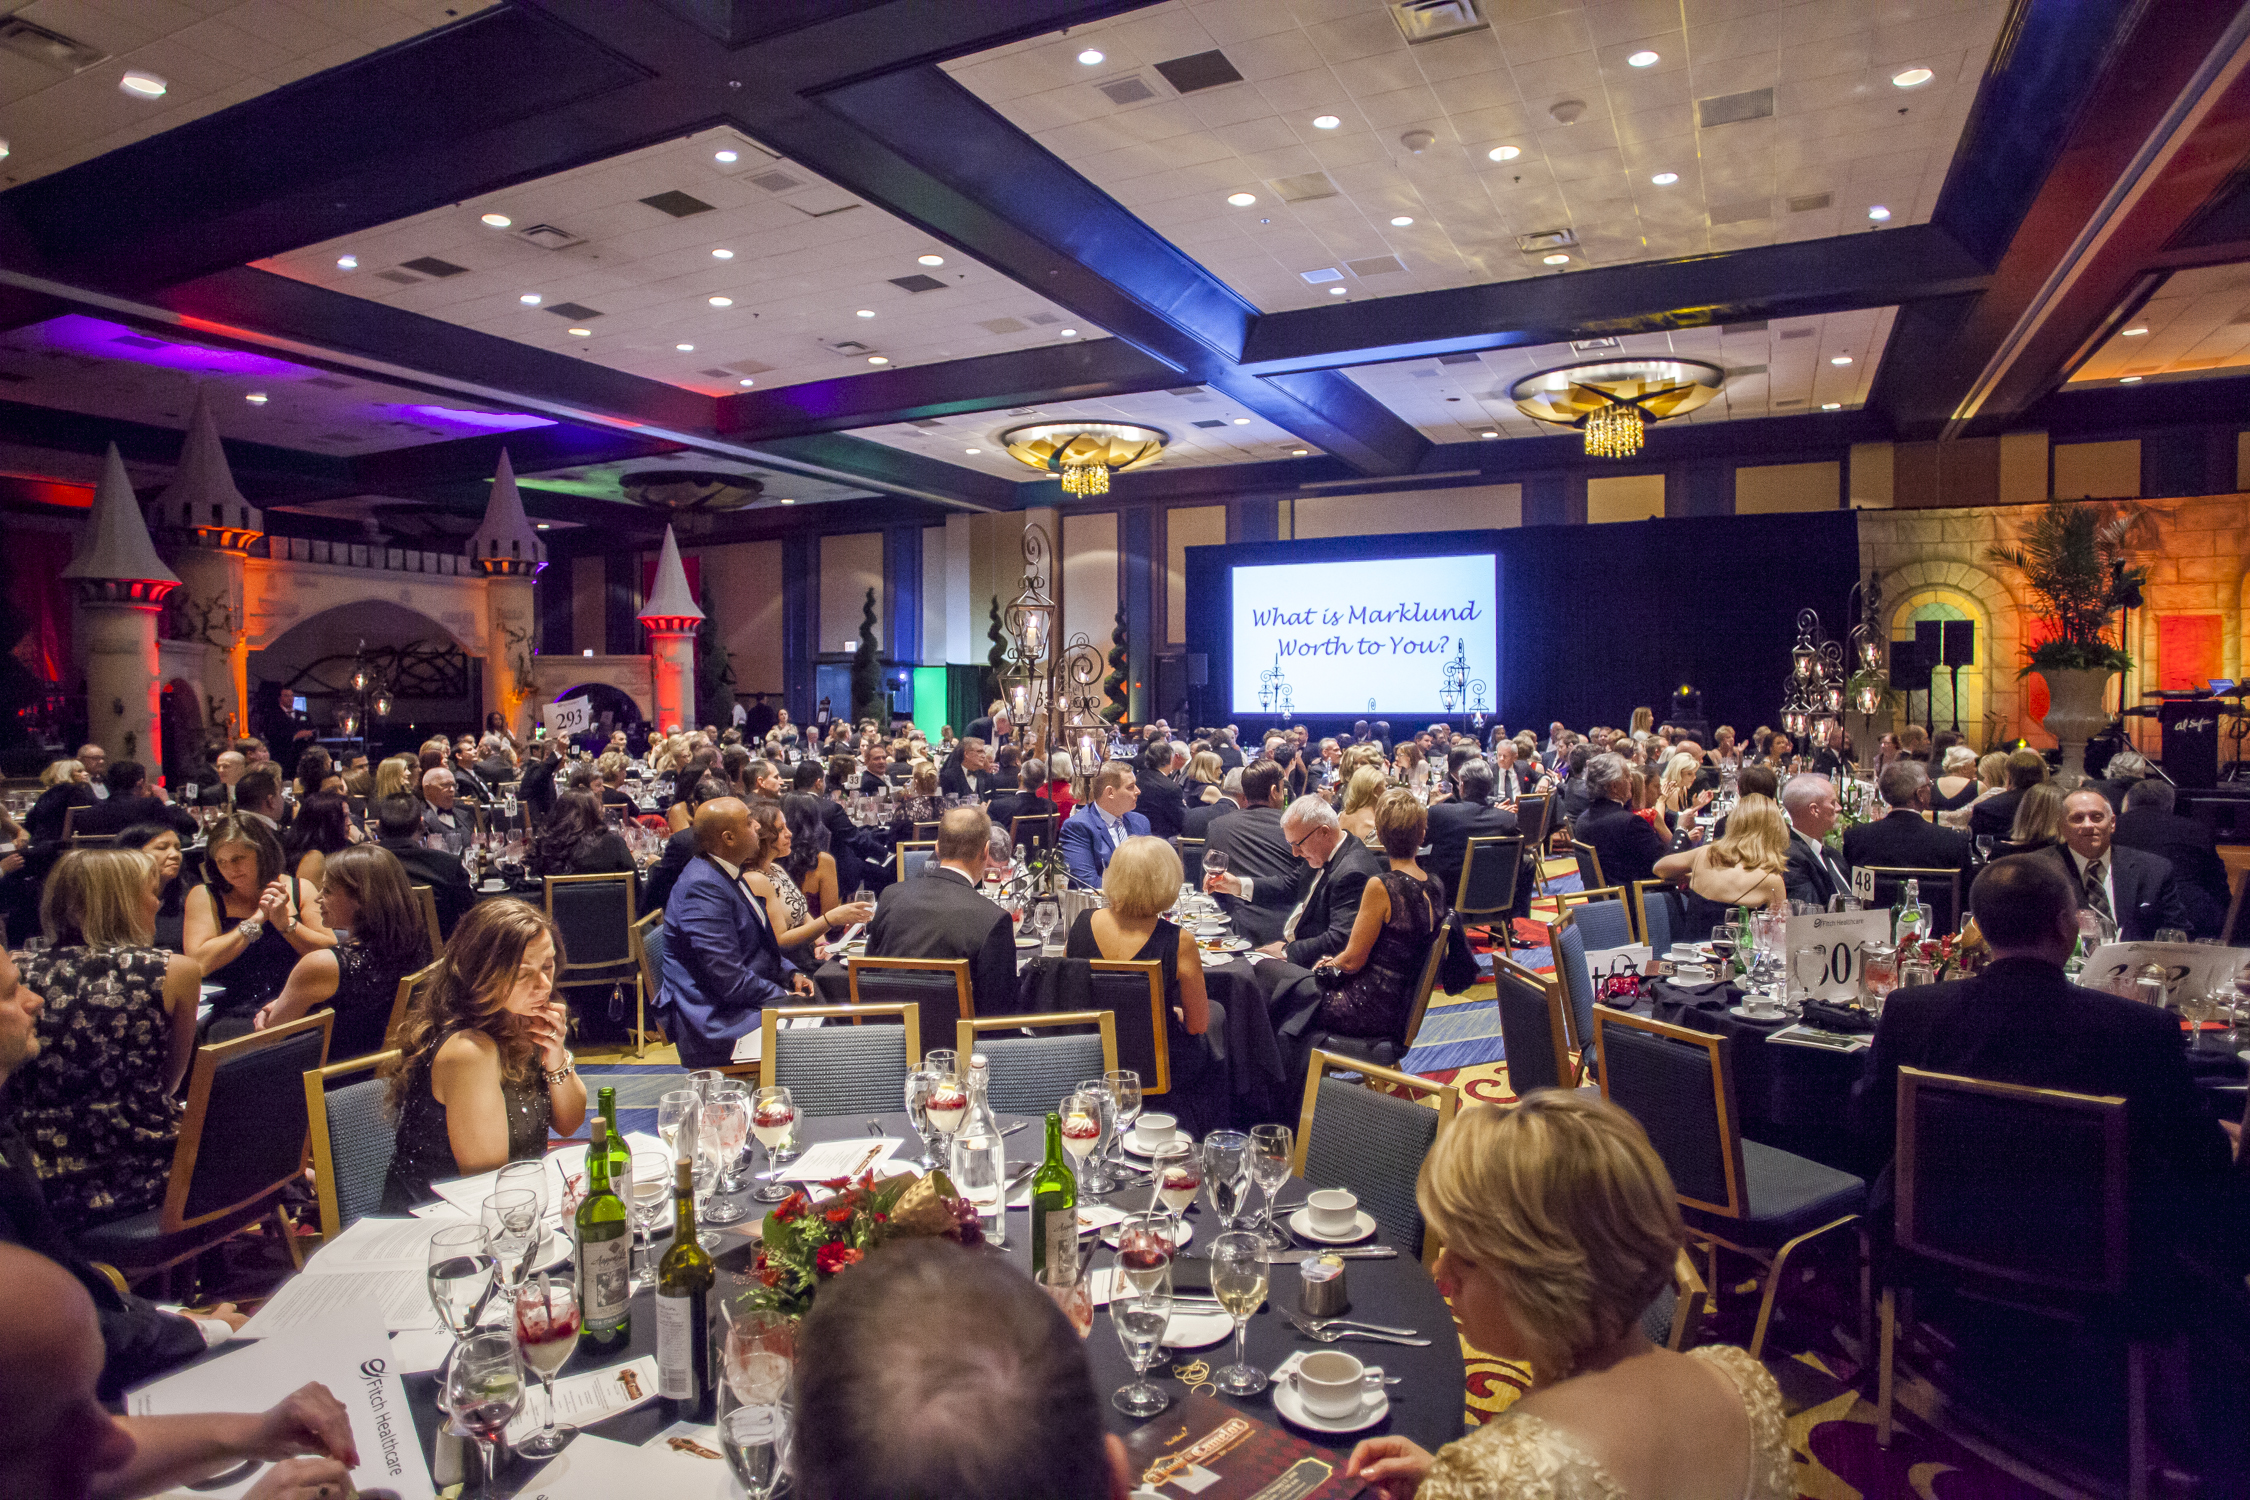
left=656, top=798, right=815, bottom=1067
left=1057, top=761, right=1149, bottom=890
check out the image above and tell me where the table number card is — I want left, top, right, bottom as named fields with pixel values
left=1851, top=866, right=1876, bottom=905
left=1785, top=909, right=1892, bottom=1002
left=2078, top=942, right=2248, bottom=1006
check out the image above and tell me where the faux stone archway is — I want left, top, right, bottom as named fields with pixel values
left=1877, top=560, right=2025, bottom=748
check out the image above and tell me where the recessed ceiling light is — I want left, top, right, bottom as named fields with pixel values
left=1543, top=253, right=1570, bottom=265
left=1328, top=287, right=1348, bottom=295
left=676, top=343, right=695, bottom=351
left=567, top=327, right=592, bottom=337
left=535, top=523, right=550, bottom=530
left=1867, top=205, right=1892, bottom=221
left=519, top=293, right=542, bottom=305
left=918, top=254, right=944, bottom=266
left=1481, top=430, right=1498, bottom=438
left=1312, top=114, right=1341, bottom=129
left=1488, top=145, right=1521, bottom=161
left=1078, top=48, right=1104, bottom=65
left=856, top=309, right=875, bottom=318
left=1293, top=448, right=1309, bottom=455
left=1892, top=67, right=1933, bottom=88
left=780, top=497, right=795, bottom=504
left=868, top=356, right=889, bottom=364
left=1651, top=172, right=1678, bottom=185
left=712, top=248, right=734, bottom=259
left=480, top=213, right=511, bottom=228
left=705, top=296, right=731, bottom=308
left=0, top=140, right=10, bottom=161
left=739, top=378, right=755, bottom=386
left=1233, top=417, right=1250, bottom=425
left=336, top=255, right=357, bottom=270
left=1227, top=192, right=1257, bottom=206
left=1627, top=50, right=1660, bottom=66
left=2122, top=326, right=2149, bottom=336
left=1822, top=402, right=1842, bottom=410
left=245, top=392, right=267, bottom=404
left=714, top=149, right=738, bottom=163
left=119, top=70, right=166, bottom=98
left=2120, top=375, right=2142, bottom=383
left=1831, top=355, right=1853, bottom=365
left=965, top=447, right=982, bottom=454
left=1390, top=215, right=1414, bottom=226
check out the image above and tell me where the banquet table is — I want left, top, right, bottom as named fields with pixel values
left=396, top=1109, right=1467, bottom=1494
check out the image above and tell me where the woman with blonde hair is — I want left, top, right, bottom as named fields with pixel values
left=25, top=757, right=94, bottom=842
left=1337, top=765, right=1390, bottom=844
left=13, top=848, right=200, bottom=1233
left=1941, top=749, right=2013, bottom=831
left=374, top=755, right=416, bottom=804
left=1064, top=835, right=1210, bottom=1040
left=1930, top=743, right=1982, bottom=813
left=1653, top=793, right=1791, bottom=932
left=2007, top=779, right=2068, bottom=851
left=1346, top=1092, right=1790, bottom=1499
left=1186, top=749, right=1226, bottom=805
left=1657, top=753, right=1708, bottom=822
left=380, top=898, right=584, bottom=1211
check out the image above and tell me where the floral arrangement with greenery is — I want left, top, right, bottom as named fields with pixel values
left=745, top=1168, right=979, bottom=1320
left=1985, top=498, right=2155, bottom=676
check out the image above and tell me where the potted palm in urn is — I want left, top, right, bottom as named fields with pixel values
left=1986, top=499, right=2153, bottom=785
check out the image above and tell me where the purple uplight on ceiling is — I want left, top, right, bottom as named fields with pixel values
left=393, top=404, right=556, bottom=433
left=35, top=313, right=303, bottom=377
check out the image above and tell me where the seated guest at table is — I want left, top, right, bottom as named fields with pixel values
left=1968, top=746, right=2048, bottom=840
left=867, top=806, right=1017, bottom=1014
left=749, top=797, right=872, bottom=969
left=292, top=745, right=333, bottom=803
left=448, top=738, right=495, bottom=804
left=473, top=734, right=516, bottom=791
left=519, top=737, right=558, bottom=818
left=418, top=767, right=473, bottom=855
left=1058, top=761, right=1148, bottom=890
left=115, top=822, right=189, bottom=951
left=73, top=760, right=197, bottom=840
left=986, top=745, right=1019, bottom=795
left=1655, top=753, right=1709, bottom=831
left=1202, top=760, right=1296, bottom=943
left=593, top=751, right=633, bottom=810
left=1849, top=857, right=2232, bottom=1287
left=530, top=790, right=636, bottom=883
left=792, top=1238, right=1130, bottom=1500
left=1303, top=792, right=1449, bottom=1048
left=985, top=760, right=1057, bottom=847
left=1183, top=766, right=1241, bottom=840
left=232, top=764, right=288, bottom=837
left=893, top=762, right=944, bottom=835
left=1489, top=739, right=1535, bottom=802
left=254, top=844, right=428, bottom=1059
left=14, top=849, right=199, bottom=1235
left=1425, top=758, right=1521, bottom=903
left=373, top=794, right=475, bottom=939
left=2114, top=778, right=2232, bottom=937
left=2005, top=779, right=2068, bottom=853
left=373, top=753, right=416, bottom=806
left=26, top=759, right=95, bottom=843
left=1654, top=794, right=1791, bottom=934
left=1133, top=740, right=1187, bottom=839
left=940, top=735, right=997, bottom=800
left=1930, top=744, right=1983, bottom=814
left=2042, top=788, right=2191, bottom=941
left=1393, top=739, right=1428, bottom=790
left=1576, top=753, right=1670, bottom=891
left=790, top=759, right=867, bottom=893
left=1346, top=1092, right=1791, bottom=1500
left=1182, top=748, right=1223, bottom=806
left=1336, top=766, right=1390, bottom=845
left=185, top=814, right=333, bottom=1039
left=380, top=899, right=585, bottom=1211
left=1046, top=750, right=1082, bottom=821
left=1777, top=773, right=1852, bottom=908
left=279, top=790, right=356, bottom=889
left=645, top=775, right=731, bottom=914
left=858, top=743, right=896, bottom=796
left=1066, top=836, right=1222, bottom=1113
left=1210, top=795, right=1382, bottom=981
left=656, top=800, right=816, bottom=1066
left=1842, top=761, right=1973, bottom=873
left=745, top=755, right=786, bottom=801
left=1558, top=743, right=1596, bottom=824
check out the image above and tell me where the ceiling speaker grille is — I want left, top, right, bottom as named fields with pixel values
left=1785, top=193, right=1832, bottom=213
left=1698, top=88, right=1775, bottom=128
left=1097, top=77, right=1157, bottom=105
left=545, top=302, right=603, bottom=320
left=640, top=191, right=716, bottom=217
left=400, top=257, right=468, bottom=278
left=1347, top=255, right=1405, bottom=277
left=888, top=274, right=947, bottom=293
left=978, top=317, right=1027, bottom=335
left=1153, top=50, right=1243, bottom=93
left=1271, top=171, right=1339, bottom=203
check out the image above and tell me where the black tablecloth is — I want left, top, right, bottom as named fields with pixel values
left=401, top=1109, right=1466, bottom=1492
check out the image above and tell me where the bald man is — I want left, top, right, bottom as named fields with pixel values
left=654, top=798, right=816, bottom=1066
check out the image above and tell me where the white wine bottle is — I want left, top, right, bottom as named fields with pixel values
left=656, top=1155, right=715, bottom=1422
left=1029, top=1111, right=1077, bottom=1282
left=576, top=1117, right=632, bottom=1350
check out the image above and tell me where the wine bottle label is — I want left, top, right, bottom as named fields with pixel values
left=656, top=1291, right=706, bottom=1400
left=580, top=1231, right=632, bottom=1331
left=1043, top=1211, right=1076, bottom=1278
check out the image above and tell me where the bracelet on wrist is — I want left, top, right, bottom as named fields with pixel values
left=543, top=1051, right=576, bottom=1086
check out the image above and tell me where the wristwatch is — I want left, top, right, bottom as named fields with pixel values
left=543, top=1051, right=576, bottom=1086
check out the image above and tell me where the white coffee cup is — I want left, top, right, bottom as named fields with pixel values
left=1666, top=944, right=1700, bottom=963
left=1296, top=1350, right=1378, bottom=1419
left=1742, top=996, right=1784, bottom=1019
left=1306, top=1188, right=1359, bottom=1236
left=1132, top=1113, right=1178, bottom=1150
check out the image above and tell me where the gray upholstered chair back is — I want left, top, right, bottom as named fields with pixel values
left=772, top=1025, right=912, bottom=1116
left=1299, top=1077, right=1441, bottom=1259
left=1455, top=835, right=1522, bottom=918
left=1567, top=896, right=1633, bottom=951
left=1598, top=1017, right=1737, bottom=1216
left=1493, top=961, right=1567, bottom=1094
left=1549, top=918, right=1596, bottom=1058
left=322, top=1077, right=397, bottom=1234
left=1635, top=881, right=1685, bottom=955
left=977, top=1033, right=1110, bottom=1116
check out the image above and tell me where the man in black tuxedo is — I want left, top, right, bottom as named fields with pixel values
left=1134, top=740, right=1187, bottom=840
left=373, top=795, right=476, bottom=938
left=1182, top=768, right=1241, bottom=840
left=73, top=761, right=197, bottom=838
left=1425, top=758, right=1521, bottom=907
left=1779, top=773, right=1854, bottom=907
left=939, top=737, right=996, bottom=800
left=2041, top=788, right=2191, bottom=941
left=984, top=761, right=1058, bottom=846
left=1212, top=727, right=1245, bottom=771
left=790, top=761, right=866, bottom=893
left=1850, top=856, right=2234, bottom=1285
left=963, top=705, right=1012, bottom=748
left=1841, top=762, right=1972, bottom=873
left=1202, top=761, right=1296, bottom=943
left=1967, top=747, right=2049, bottom=840
left=1558, top=743, right=1596, bottom=823
left=1574, top=753, right=1669, bottom=891
left=866, top=806, right=1017, bottom=1016
left=2114, top=778, right=2232, bottom=937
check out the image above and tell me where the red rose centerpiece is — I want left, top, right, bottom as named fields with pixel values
left=746, top=1168, right=977, bottom=1318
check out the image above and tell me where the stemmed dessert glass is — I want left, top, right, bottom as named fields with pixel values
left=511, top=1273, right=580, bottom=1459
left=750, top=1085, right=798, bottom=1202
left=1149, top=1140, right=1200, bottom=1230
left=1073, top=1079, right=1117, bottom=1192
left=1111, top=1231, right=1173, bottom=1418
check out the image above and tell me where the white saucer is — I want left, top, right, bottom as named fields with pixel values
left=1122, top=1135, right=1185, bottom=1159
left=1289, top=1207, right=1376, bottom=1245
left=1728, top=1006, right=1788, bottom=1022
left=1160, top=1310, right=1233, bottom=1349
left=1102, top=1219, right=1192, bottom=1250
left=1195, top=936, right=1250, bottom=955
left=1272, top=1373, right=1389, bottom=1433
left=1015, top=935, right=1043, bottom=949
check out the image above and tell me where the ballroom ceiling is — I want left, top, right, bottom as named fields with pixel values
left=0, top=0, right=2242, bottom=539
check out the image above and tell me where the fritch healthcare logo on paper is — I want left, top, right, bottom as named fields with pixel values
left=357, top=1355, right=407, bottom=1478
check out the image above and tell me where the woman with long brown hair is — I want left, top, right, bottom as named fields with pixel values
left=256, top=844, right=430, bottom=1058
left=529, top=790, right=634, bottom=881
left=183, top=813, right=333, bottom=1038
left=380, top=898, right=583, bottom=1211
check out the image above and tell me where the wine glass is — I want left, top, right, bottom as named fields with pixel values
left=1202, top=848, right=1229, bottom=895
left=1059, top=1089, right=1105, bottom=1184
left=720, top=1314, right=793, bottom=1500
left=922, top=1047, right=959, bottom=1080
left=1208, top=1230, right=1270, bottom=1396
left=658, top=1089, right=699, bottom=1161
left=1248, top=1124, right=1293, bottom=1248
left=902, top=1069, right=941, bottom=1169
left=511, top=1273, right=580, bottom=1459
left=496, top=1159, right=550, bottom=1226
left=479, top=1189, right=542, bottom=1297
left=1709, top=923, right=1739, bottom=975
left=1103, top=1069, right=1142, bottom=1175
left=1200, top=1129, right=1252, bottom=1231
left=1073, top=1079, right=1116, bottom=1192
left=627, top=1149, right=670, bottom=1290
left=1111, top=1279, right=1173, bottom=1417
left=1150, top=1140, right=1200, bottom=1227
left=1114, top=1209, right=1175, bottom=1294
left=698, top=1090, right=751, bottom=1227
left=426, top=1223, right=496, bottom=1343
left=710, top=1079, right=753, bottom=1193
left=445, top=1329, right=526, bottom=1500
left=750, top=1085, right=798, bottom=1202
left=685, top=1068, right=724, bottom=1102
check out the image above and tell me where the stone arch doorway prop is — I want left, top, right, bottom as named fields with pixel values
left=1880, top=561, right=2021, bottom=748
left=552, top=682, right=645, bottom=740
left=251, top=600, right=478, bottom=743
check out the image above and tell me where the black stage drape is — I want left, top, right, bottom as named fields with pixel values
left=1183, top=510, right=1861, bottom=741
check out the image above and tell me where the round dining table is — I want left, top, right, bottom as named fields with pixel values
left=402, top=1109, right=1468, bottom=1493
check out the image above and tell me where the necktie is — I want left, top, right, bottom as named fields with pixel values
left=2084, top=857, right=2113, bottom=926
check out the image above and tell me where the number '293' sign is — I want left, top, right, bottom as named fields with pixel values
left=1785, top=910, right=1892, bottom=1002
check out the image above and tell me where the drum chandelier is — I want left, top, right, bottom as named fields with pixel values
left=1507, top=359, right=1726, bottom=458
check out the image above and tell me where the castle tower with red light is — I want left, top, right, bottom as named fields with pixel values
left=637, top=525, right=702, bottom=735
left=64, top=444, right=181, bottom=770
left=151, top=386, right=263, bottom=738
left=466, top=447, right=547, bottom=738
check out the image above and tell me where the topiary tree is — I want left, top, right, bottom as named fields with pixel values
left=850, top=587, right=885, bottom=725
left=981, top=594, right=1008, bottom=709
left=1102, top=603, right=1129, bottom=724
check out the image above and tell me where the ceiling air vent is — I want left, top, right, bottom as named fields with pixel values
left=1516, top=228, right=1576, bottom=253
left=1778, top=328, right=1814, bottom=340
left=0, top=17, right=106, bottom=72
left=700, top=368, right=737, bottom=379
left=1025, top=312, right=1063, bottom=326
left=728, top=360, right=774, bottom=376
left=821, top=338, right=875, bottom=356
left=1786, top=193, right=1832, bottom=213
left=1153, top=50, right=1243, bottom=94
left=1387, top=0, right=1488, bottom=45
left=888, top=274, right=947, bottom=293
left=1437, top=352, right=1482, bottom=365
left=747, top=170, right=804, bottom=194
left=978, top=317, right=1028, bottom=335
left=1570, top=337, right=1619, bottom=353
left=1166, top=386, right=1203, bottom=396
left=640, top=190, right=715, bottom=218
left=1698, top=88, right=1775, bottom=128
left=373, top=270, right=420, bottom=286
left=1300, top=267, right=1344, bottom=284
left=1723, top=320, right=1769, bottom=334
left=1710, top=199, right=1770, bottom=225
left=1192, top=419, right=1228, bottom=429
left=516, top=223, right=585, bottom=250
left=1774, top=398, right=1805, bottom=408
left=545, top=303, right=603, bottom=320
left=1347, top=255, right=1405, bottom=277
left=400, top=257, right=469, bottom=278
left=1270, top=171, right=1339, bottom=203
left=1097, top=76, right=1158, bottom=106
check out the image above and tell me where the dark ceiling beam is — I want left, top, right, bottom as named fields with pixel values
left=347, top=425, right=689, bottom=493
left=1237, top=226, right=1989, bottom=376
left=535, top=490, right=957, bottom=555
left=2018, top=369, right=2250, bottom=433
left=714, top=337, right=1181, bottom=439
left=1873, top=1, right=2250, bottom=437
left=0, top=396, right=349, bottom=489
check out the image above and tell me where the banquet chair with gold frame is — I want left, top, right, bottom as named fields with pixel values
left=303, top=1048, right=401, bottom=1244
left=1009, top=813, right=1055, bottom=853
left=1492, top=955, right=1575, bottom=1096
left=1554, top=886, right=1633, bottom=949
left=1632, top=880, right=1689, bottom=956
left=1569, top=839, right=1607, bottom=892
left=848, top=956, right=973, bottom=1055
left=757, top=1002, right=921, bottom=1115
left=1292, top=1050, right=1458, bottom=1267
left=407, top=884, right=443, bottom=959
left=1861, top=867, right=1963, bottom=936
left=382, top=959, right=441, bottom=1055
left=1514, top=793, right=1555, bottom=891
left=1088, top=959, right=1172, bottom=1099
left=1453, top=834, right=1524, bottom=939
left=896, top=841, right=938, bottom=881
left=544, top=871, right=649, bottom=1056
left=956, top=1011, right=1118, bottom=1116
left=1174, top=836, right=1205, bottom=888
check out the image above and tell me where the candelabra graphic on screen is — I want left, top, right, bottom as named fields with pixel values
left=1258, top=655, right=1294, bottom=718
left=1437, top=641, right=1486, bottom=722
left=1779, top=608, right=1846, bottom=739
